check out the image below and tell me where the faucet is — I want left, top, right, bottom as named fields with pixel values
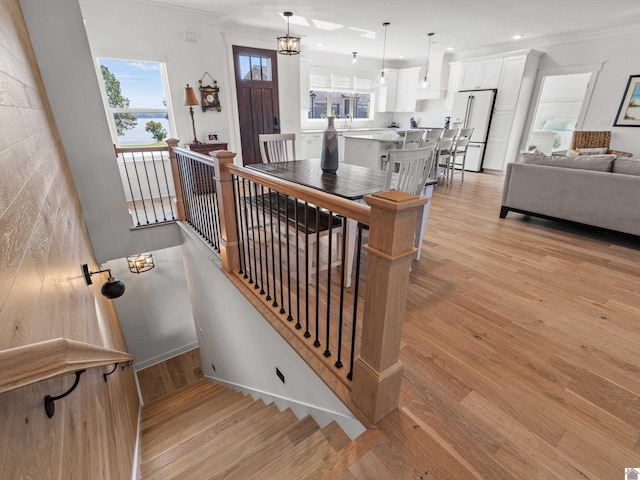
left=343, top=114, right=353, bottom=129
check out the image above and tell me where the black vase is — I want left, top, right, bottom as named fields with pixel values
left=321, top=117, right=339, bottom=174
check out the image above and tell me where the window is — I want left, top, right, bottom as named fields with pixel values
left=238, top=55, right=272, bottom=81
left=97, top=58, right=174, bottom=147
left=308, top=90, right=372, bottom=119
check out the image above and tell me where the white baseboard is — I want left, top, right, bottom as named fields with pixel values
left=130, top=404, right=142, bottom=480
left=134, top=342, right=199, bottom=371
left=204, top=374, right=366, bottom=440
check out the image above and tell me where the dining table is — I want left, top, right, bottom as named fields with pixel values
left=246, top=158, right=436, bottom=287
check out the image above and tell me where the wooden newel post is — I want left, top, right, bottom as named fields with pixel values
left=213, top=151, right=240, bottom=273
left=165, top=138, right=185, bottom=221
left=351, top=190, right=427, bottom=424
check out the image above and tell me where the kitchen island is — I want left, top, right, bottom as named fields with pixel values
left=342, top=131, right=403, bottom=170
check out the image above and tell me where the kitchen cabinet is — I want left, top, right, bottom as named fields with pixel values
left=377, top=67, right=419, bottom=113
left=299, top=132, right=323, bottom=159
left=460, top=57, right=502, bottom=90
left=376, top=69, right=398, bottom=112
left=395, top=67, right=420, bottom=112
left=447, top=50, right=542, bottom=172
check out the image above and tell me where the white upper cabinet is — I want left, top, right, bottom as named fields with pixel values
left=377, top=67, right=420, bottom=112
left=460, top=57, right=502, bottom=90
left=395, top=67, right=420, bottom=112
left=495, top=55, right=527, bottom=110
left=376, top=69, right=399, bottom=112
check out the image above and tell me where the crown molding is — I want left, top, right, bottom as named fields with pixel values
left=80, top=0, right=223, bottom=25
left=450, top=22, right=640, bottom=60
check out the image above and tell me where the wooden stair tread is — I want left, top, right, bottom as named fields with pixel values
left=142, top=388, right=252, bottom=458
left=156, top=408, right=301, bottom=480
left=140, top=378, right=380, bottom=480
left=207, top=415, right=321, bottom=480
left=301, top=427, right=389, bottom=480
left=142, top=401, right=282, bottom=480
left=246, top=421, right=348, bottom=480
left=143, top=378, right=222, bottom=419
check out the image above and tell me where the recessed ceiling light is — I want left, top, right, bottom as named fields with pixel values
left=399, top=55, right=405, bottom=59
left=317, top=42, right=324, bottom=47
left=513, top=34, right=523, bottom=40
left=447, top=46, right=454, bottom=51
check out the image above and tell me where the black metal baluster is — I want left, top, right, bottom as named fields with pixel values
left=335, top=218, right=348, bottom=369
left=249, top=181, right=260, bottom=290
left=232, top=175, right=245, bottom=276
left=347, top=223, right=364, bottom=381
left=268, top=189, right=277, bottom=306
left=131, top=151, right=149, bottom=224
left=255, top=184, right=265, bottom=295
left=120, top=151, right=141, bottom=226
left=183, top=157, right=196, bottom=228
left=150, top=151, right=168, bottom=222
left=277, top=193, right=285, bottom=315
left=285, top=195, right=293, bottom=322
left=245, top=179, right=255, bottom=284
left=241, top=178, right=252, bottom=280
left=324, top=212, right=333, bottom=358
left=211, top=177, right=221, bottom=251
left=140, top=150, right=155, bottom=224
left=304, top=202, right=310, bottom=339
left=294, top=197, right=301, bottom=330
left=260, top=188, right=271, bottom=301
left=160, top=150, right=176, bottom=220
left=204, top=166, right=216, bottom=246
left=313, top=207, right=321, bottom=348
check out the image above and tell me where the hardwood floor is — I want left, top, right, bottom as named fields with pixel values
left=142, top=172, right=640, bottom=478
left=137, top=348, right=203, bottom=404
left=343, top=172, right=640, bottom=479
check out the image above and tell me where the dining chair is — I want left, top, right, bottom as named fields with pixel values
left=437, top=128, right=458, bottom=184
left=258, top=133, right=296, bottom=164
left=449, top=127, right=474, bottom=184
left=256, top=133, right=341, bottom=275
left=422, top=128, right=443, bottom=177
left=402, top=129, right=425, bottom=150
left=385, top=144, right=437, bottom=260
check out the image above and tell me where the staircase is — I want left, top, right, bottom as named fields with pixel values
left=141, top=378, right=378, bottom=479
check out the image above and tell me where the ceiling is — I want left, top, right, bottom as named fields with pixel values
left=143, top=0, right=640, bottom=62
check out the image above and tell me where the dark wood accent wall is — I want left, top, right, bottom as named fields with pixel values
left=0, top=1, right=139, bottom=478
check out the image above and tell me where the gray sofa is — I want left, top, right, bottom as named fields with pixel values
left=500, top=152, right=640, bottom=237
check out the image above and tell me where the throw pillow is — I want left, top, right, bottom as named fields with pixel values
left=519, top=152, right=615, bottom=172
left=613, top=158, right=640, bottom=176
left=577, top=147, right=608, bottom=155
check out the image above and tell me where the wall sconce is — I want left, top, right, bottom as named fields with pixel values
left=184, top=83, right=200, bottom=144
left=82, top=264, right=125, bottom=299
left=127, top=252, right=155, bottom=274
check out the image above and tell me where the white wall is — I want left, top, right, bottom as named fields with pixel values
left=105, top=246, right=197, bottom=370
left=534, top=30, right=640, bottom=154
left=180, top=231, right=365, bottom=439
left=19, top=0, right=183, bottom=263
left=79, top=0, right=235, bottom=148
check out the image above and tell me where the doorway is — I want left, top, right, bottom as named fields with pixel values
left=524, top=66, right=600, bottom=155
left=232, top=46, right=280, bottom=165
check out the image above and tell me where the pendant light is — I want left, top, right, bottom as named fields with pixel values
left=420, top=32, right=435, bottom=90
left=375, top=22, right=390, bottom=87
left=277, top=12, right=301, bottom=55
left=352, top=51, right=358, bottom=63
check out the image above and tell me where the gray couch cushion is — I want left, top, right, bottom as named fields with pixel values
left=519, top=152, right=615, bottom=172
left=613, top=158, right=640, bottom=176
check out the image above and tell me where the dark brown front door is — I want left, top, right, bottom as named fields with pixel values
left=233, top=46, right=280, bottom=165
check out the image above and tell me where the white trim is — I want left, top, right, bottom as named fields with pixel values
left=519, top=63, right=603, bottom=152
left=204, top=374, right=366, bottom=440
left=130, top=404, right=143, bottom=480
left=134, top=341, right=199, bottom=371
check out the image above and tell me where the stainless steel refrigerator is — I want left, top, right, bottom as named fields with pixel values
left=450, top=89, right=497, bottom=172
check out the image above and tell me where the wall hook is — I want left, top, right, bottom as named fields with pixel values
left=103, top=363, right=118, bottom=382
left=44, top=370, right=86, bottom=418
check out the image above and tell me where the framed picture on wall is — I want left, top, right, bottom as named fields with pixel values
left=614, top=75, right=640, bottom=127
left=205, top=132, right=220, bottom=142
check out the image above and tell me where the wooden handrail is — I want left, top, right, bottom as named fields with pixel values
left=0, top=338, right=134, bottom=394
left=225, top=162, right=371, bottom=226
